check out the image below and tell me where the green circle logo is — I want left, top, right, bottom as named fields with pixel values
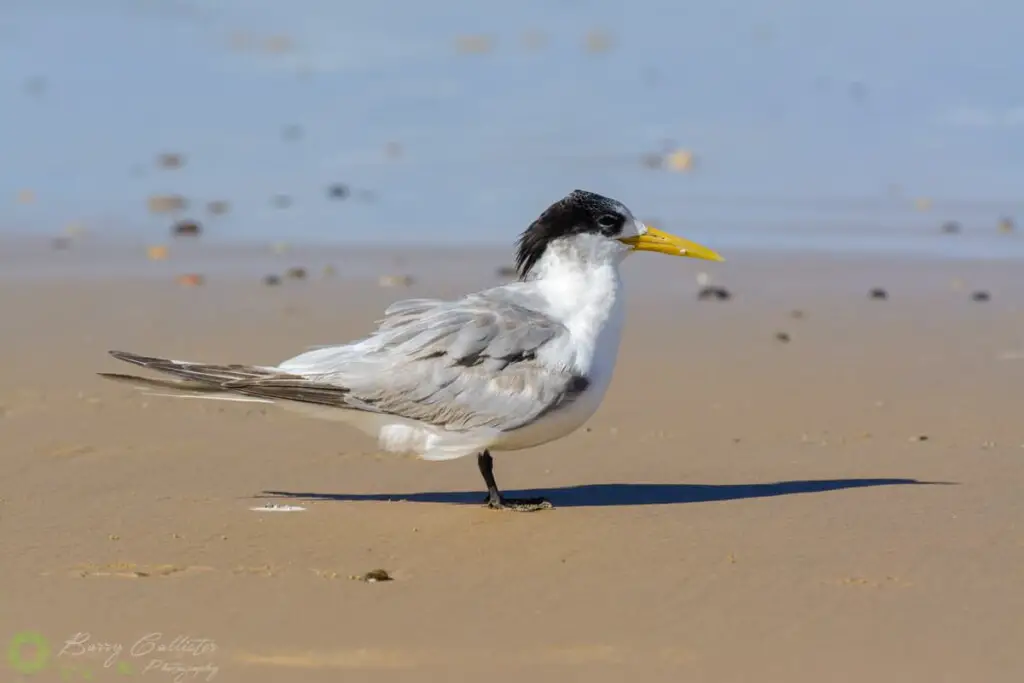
left=8, top=631, right=50, bottom=674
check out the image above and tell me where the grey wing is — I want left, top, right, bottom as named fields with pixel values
left=276, top=290, right=586, bottom=432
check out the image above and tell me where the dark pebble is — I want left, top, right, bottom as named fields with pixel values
left=158, top=152, right=184, bottom=169
left=869, top=288, right=888, bottom=300
left=361, top=569, right=392, bottom=582
left=263, top=274, right=282, bottom=286
left=172, top=219, right=202, bottom=237
left=286, top=267, right=307, bottom=280
left=697, top=286, right=731, bottom=301
left=971, top=290, right=991, bottom=302
left=775, top=332, right=791, bottom=343
left=327, top=184, right=350, bottom=200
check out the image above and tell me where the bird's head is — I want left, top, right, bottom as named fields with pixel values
left=514, top=189, right=723, bottom=279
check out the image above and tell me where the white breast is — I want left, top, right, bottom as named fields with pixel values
left=494, top=304, right=624, bottom=451
left=492, top=246, right=627, bottom=452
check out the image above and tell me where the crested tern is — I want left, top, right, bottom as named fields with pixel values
left=100, top=190, right=723, bottom=511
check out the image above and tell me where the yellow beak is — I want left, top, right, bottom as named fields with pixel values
left=619, top=226, right=724, bottom=261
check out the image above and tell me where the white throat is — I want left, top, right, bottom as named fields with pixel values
left=531, top=234, right=630, bottom=376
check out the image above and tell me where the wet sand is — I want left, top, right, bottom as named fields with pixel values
left=1, top=244, right=1022, bottom=682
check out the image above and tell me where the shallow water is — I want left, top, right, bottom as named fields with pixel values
left=2, top=0, right=1023, bottom=262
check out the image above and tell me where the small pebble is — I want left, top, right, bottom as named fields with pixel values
left=353, top=569, right=392, bottom=583
left=971, top=290, right=991, bottom=302
left=147, top=245, right=169, bottom=261
left=327, top=183, right=350, bottom=200
left=775, top=332, right=791, bottom=343
left=697, top=286, right=731, bottom=301
left=171, top=219, right=202, bottom=237
left=147, top=194, right=186, bottom=214
left=379, top=274, right=414, bottom=287
left=263, top=274, right=282, bottom=286
left=496, top=265, right=518, bottom=278
left=910, top=435, right=929, bottom=442
left=207, top=200, right=230, bottom=216
left=158, top=152, right=184, bottom=169
left=869, top=288, right=888, bottom=300
left=175, top=273, right=205, bottom=287
left=286, top=267, right=307, bottom=280
left=790, top=309, right=805, bottom=319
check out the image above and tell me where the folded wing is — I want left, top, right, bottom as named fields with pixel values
left=277, top=290, right=584, bottom=431
left=108, top=289, right=586, bottom=433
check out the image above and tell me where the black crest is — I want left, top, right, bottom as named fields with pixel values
left=514, top=190, right=628, bottom=279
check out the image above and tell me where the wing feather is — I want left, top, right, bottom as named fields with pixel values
left=109, top=287, right=587, bottom=433
left=294, top=290, right=584, bottom=431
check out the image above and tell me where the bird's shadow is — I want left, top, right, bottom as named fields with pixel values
left=259, top=478, right=953, bottom=509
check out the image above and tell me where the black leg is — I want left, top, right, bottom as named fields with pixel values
left=476, top=450, right=553, bottom=512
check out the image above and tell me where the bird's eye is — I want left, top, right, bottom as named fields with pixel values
left=597, top=214, right=619, bottom=230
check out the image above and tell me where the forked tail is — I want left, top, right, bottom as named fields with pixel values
left=98, top=351, right=280, bottom=402
left=99, top=350, right=354, bottom=407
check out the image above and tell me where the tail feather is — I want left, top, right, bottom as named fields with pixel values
left=99, top=350, right=292, bottom=404
left=97, top=371, right=275, bottom=403
left=98, top=371, right=225, bottom=392
left=107, top=350, right=285, bottom=384
left=101, top=350, right=355, bottom=409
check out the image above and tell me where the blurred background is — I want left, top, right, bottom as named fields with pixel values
left=2, top=0, right=1023, bottom=259
left=3, top=8, right=1023, bottom=679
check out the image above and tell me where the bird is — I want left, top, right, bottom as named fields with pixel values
left=99, top=190, right=723, bottom=511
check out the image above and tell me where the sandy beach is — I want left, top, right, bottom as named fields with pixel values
left=2, top=242, right=1022, bottom=682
